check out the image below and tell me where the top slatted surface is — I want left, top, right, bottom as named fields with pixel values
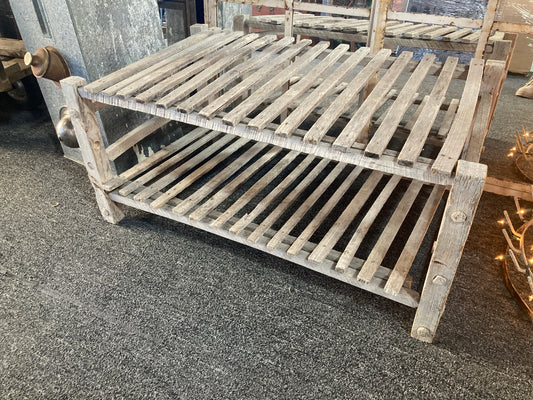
left=83, top=29, right=485, bottom=184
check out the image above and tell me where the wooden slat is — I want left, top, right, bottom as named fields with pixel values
left=118, top=32, right=247, bottom=99
left=293, top=1, right=371, bottom=19
left=437, top=98, right=459, bottom=137
left=181, top=146, right=282, bottom=218
left=385, top=22, right=415, bottom=37
left=210, top=151, right=301, bottom=228
left=385, top=185, right=445, bottom=294
left=432, top=59, right=485, bottom=175
left=321, top=19, right=370, bottom=33
left=149, top=137, right=251, bottom=208
left=299, top=15, right=339, bottom=26
left=391, top=24, right=429, bottom=37
left=275, top=47, right=370, bottom=137
left=484, top=177, right=533, bottom=201
left=266, top=162, right=346, bottom=250
left=402, top=24, right=441, bottom=38
left=247, top=158, right=331, bottom=243
left=474, top=0, right=499, bottom=58
left=248, top=44, right=349, bottom=131
left=308, top=171, right=383, bottom=264
left=332, top=51, right=413, bottom=151
left=387, top=10, right=482, bottom=29
left=313, top=17, right=351, bottom=28
left=238, top=19, right=369, bottom=50
left=177, top=37, right=294, bottom=113
left=134, top=33, right=260, bottom=104
left=357, top=180, right=424, bottom=283
left=229, top=155, right=316, bottom=234
left=421, top=26, right=457, bottom=39
left=118, top=129, right=218, bottom=196
left=404, top=95, right=428, bottom=131
left=154, top=35, right=277, bottom=108
left=371, top=89, right=399, bottom=126
left=293, top=14, right=321, bottom=25
left=335, top=175, right=402, bottom=273
left=397, top=56, right=458, bottom=167
left=110, top=127, right=209, bottom=187
left=256, top=15, right=283, bottom=24
left=303, top=48, right=391, bottom=144
left=151, top=140, right=267, bottom=210
left=106, top=117, right=169, bottom=161
left=298, top=14, right=335, bottom=24
left=222, top=41, right=330, bottom=127
left=365, top=54, right=436, bottom=158
left=287, top=167, right=364, bottom=255
left=441, top=28, right=473, bottom=41
left=133, top=134, right=236, bottom=202
left=102, top=31, right=236, bottom=97
left=317, top=19, right=361, bottom=32
left=199, top=40, right=312, bottom=119
left=84, top=29, right=217, bottom=93
left=460, top=30, right=481, bottom=43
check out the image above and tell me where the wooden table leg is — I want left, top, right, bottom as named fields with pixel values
left=411, top=160, right=486, bottom=342
left=61, top=76, right=124, bottom=224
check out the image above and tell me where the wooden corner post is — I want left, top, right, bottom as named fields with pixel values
left=367, top=0, right=390, bottom=54
left=61, top=76, right=125, bottom=224
left=233, top=14, right=250, bottom=34
left=284, top=0, right=294, bottom=38
left=204, top=0, right=218, bottom=28
left=411, top=160, right=487, bottom=342
left=474, top=0, right=499, bottom=59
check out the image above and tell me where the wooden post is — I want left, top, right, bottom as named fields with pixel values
left=474, top=0, right=499, bottom=59
left=367, top=0, right=390, bottom=54
left=284, top=0, right=294, bottom=38
left=411, top=160, right=486, bottom=343
left=233, top=14, right=250, bottom=34
left=363, top=0, right=390, bottom=142
left=204, top=0, right=218, bottom=28
left=61, top=76, right=124, bottom=224
left=463, top=60, right=506, bottom=163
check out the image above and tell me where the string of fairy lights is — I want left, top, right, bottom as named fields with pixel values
left=506, top=126, right=532, bottom=158
left=495, top=199, right=533, bottom=302
left=496, top=127, right=533, bottom=313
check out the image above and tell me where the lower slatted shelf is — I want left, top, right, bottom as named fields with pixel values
left=106, top=128, right=446, bottom=307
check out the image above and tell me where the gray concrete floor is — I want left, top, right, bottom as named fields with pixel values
left=0, top=73, right=532, bottom=399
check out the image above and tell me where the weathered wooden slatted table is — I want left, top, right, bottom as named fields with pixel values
left=237, top=13, right=504, bottom=53
left=62, top=28, right=505, bottom=342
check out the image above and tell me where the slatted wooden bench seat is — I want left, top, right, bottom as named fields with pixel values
left=236, top=13, right=506, bottom=54
left=61, top=27, right=507, bottom=342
